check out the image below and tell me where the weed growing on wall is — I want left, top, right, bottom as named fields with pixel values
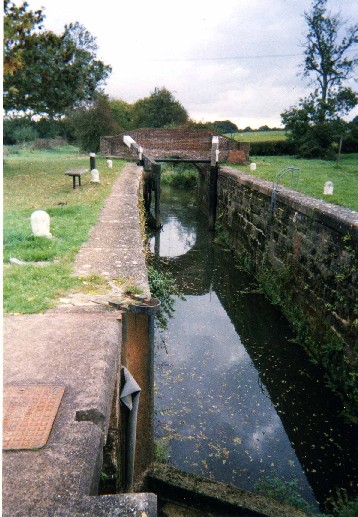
left=257, top=259, right=358, bottom=423
left=213, top=221, right=231, bottom=249
left=254, top=473, right=319, bottom=515
left=147, top=266, right=185, bottom=330
left=154, top=438, right=170, bottom=463
left=256, top=255, right=357, bottom=419
left=328, top=491, right=358, bottom=517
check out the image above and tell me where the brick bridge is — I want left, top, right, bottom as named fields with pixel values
left=100, top=128, right=250, bottom=231
left=100, top=128, right=249, bottom=165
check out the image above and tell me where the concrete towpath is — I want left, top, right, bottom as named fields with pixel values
left=3, top=163, right=157, bottom=516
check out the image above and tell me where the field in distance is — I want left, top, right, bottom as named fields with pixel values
left=225, top=130, right=287, bottom=142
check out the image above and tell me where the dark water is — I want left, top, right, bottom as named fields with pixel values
left=151, top=187, right=357, bottom=511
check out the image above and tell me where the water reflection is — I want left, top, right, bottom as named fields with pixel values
left=152, top=186, right=357, bottom=511
left=150, top=217, right=196, bottom=257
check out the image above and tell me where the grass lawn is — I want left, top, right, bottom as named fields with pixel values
left=3, top=145, right=126, bottom=314
left=225, top=130, right=287, bottom=142
left=227, top=154, right=358, bottom=212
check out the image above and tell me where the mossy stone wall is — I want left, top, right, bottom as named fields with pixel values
left=213, top=166, right=358, bottom=419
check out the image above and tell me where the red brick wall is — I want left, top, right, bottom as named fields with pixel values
left=100, top=128, right=249, bottom=164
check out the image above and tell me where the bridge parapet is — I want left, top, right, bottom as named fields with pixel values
left=101, top=128, right=249, bottom=164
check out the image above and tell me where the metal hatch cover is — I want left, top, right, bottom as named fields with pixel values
left=3, top=385, right=65, bottom=450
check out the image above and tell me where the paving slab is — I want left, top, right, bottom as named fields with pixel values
left=74, top=163, right=150, bottom=297
left=3, top=163, right=157, bottom=516
left=3, top=311, right=121, bottom=516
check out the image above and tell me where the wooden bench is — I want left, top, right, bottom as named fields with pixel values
left=65, top=168, right=89, bottom=189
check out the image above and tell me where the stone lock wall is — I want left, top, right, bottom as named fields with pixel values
left=100, top=129, right=249, bottom=165
left=215, top=166, right=358, bottom=417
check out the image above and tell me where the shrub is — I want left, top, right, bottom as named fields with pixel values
left=161, top=163, right=198, bottom=189
left=33, top=118, right=65, bottom=139
left=4, top=118, right=33, bottom=144
left=64, top=94, right=121, bottom=152
left=32, top=138, right=66, bottom=150
left=12, top=126, right=38, bottom=143
left=4, top=117, right=65, bottom=145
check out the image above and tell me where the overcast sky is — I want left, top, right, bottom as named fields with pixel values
left=25, top=0, right=358, bottom=128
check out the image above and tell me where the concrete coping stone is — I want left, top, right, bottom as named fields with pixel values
left=147, top=462, right=310, bottom=517
left=54, top=493, right=157, bottom=516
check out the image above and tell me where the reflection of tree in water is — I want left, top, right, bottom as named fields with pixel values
left=150, top=187, right=214, bottom=294
left=150, top=187, right=198, bottom=258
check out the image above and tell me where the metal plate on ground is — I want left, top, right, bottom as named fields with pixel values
left=3, top=385, right=65, bottom=450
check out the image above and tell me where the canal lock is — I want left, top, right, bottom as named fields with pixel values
left=147, top=183, right=357, bottom=514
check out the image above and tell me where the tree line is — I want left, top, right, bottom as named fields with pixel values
left=3, top=0, right=357, bottom=157
left=4, top=85, right=218, bottom=152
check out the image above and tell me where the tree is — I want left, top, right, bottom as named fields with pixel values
left=211, top=120, right=239, bottom=134
left=64, top=94, right=121, bottom=152
left=3, top=4, right=111, bottom=118
left=338, top=115, right=358, bottom=154
left=131, top=87, right=188, bottom=128
left=109, top=99, right=133, bottom=130
left=60, top=22, right=112, bottom=110
left=3, top=0, right=44, bottom=76
left=281, top=0, right=357, bottom=158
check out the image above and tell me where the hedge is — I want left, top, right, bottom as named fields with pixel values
left=250, top=138, right=357, bottom=156
left=249, top=140, right=297, bottom=156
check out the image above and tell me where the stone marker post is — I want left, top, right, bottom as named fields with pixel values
left=324, top=181, right=334, bottom=195
left=90, top=169, right=100, bottom=183
left=31, top=210, right=52, bottom=238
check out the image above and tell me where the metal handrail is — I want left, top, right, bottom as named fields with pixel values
left=270, top=167, right=300, bottom=214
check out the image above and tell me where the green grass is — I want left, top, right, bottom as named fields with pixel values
left=4, top=146, right=357, bottom=313
left=226, top=130, right=287, bottom=143
left=227, top=154, right=358, bottom=212
left=3, top=146, right=126, bottom=313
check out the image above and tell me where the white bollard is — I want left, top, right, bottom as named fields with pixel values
left=250, top=162, right=257, bottom=171
left=106, top=159, right=113, bottom=168
left=90, top=169, right=100, bottom=183
left=323, top=181, right=334, bottom=195
left=31, top=210, right=52, bottom=238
